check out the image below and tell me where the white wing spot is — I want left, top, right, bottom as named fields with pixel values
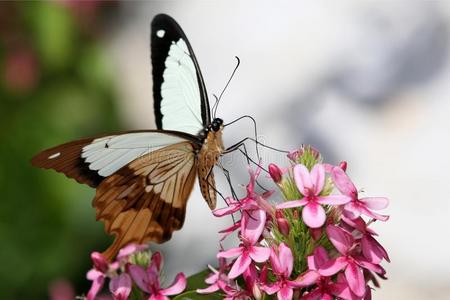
left=48, top=152, right=60, bottom=159
left=156, top=30, right=165, bottom=38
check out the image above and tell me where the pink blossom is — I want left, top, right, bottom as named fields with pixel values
left=342, top=217, right=390, bottom=264
left=128, top=252, right=186, bottom=300
left=213, top=166, right=274, bottom=217
left=263, top=243, right=318, bottom=300
left=197, top=258, right=230, bottom=294
left=277, top=164, right=351, bottom=228
left=86, top=252, right=116, bottom=300
left=116, top=243, right=149, bottom=262
left=331, top=166, right=389, bottom=221
left=319, top=225, right=385, bottom=297
left=217, top=209, right=270, bottom=278
left=302, top=247, right=354, bottom=300
left=109, top=273, right=132, bottom=300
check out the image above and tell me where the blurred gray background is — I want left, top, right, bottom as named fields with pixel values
left=104, top=1, right=450, bottom=299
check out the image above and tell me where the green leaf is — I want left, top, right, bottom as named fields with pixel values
left=185, top=269, right=210, bottom=291
left=173, top=290, right=222, bottom=300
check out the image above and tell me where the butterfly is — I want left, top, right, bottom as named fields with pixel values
left=31, top=14, right=228, bottom=261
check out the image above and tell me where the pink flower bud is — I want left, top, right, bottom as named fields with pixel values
left=309, top=227, right=322, bottom=240
left=91, top=252, right=109, bottom=273
left=277, top=217, right=290, bottom=236
left=268, top=163, right=282, bottom=183
left=339, top=161, right=348, bottom=171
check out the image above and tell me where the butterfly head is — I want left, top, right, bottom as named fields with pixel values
left=211, top=118, right=223, bottom=132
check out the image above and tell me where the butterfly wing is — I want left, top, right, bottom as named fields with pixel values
left=31, top=130, right=200, bottom=187
left=94, top=141, right=197, bottom=260
left=151, top=14, right=211, bottom=134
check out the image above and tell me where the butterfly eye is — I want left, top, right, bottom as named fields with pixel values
left=211, top=122, right=220, bottom=132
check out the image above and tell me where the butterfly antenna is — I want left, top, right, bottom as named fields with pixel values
left=212, top=94, right=220, bottom=119
left=214, top=56, right=241, bottom=118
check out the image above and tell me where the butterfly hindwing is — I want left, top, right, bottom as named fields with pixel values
left=151, top=14, right=211, bottom=135
left=93, top=141, right=197, bottom=261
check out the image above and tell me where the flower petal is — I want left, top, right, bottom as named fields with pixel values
left=331, top=166, right=357, bottom=197
left=160, top=273, right=186, bottom=296
left=117, top=244, right=148, bottom=261
left=309, top=246, right=329, bottom=270
left=278, top=243, right=294, bottom=277
left=128, top=264, right=150, bottom=293
left=196, top=283, right=220, bottom=294
left=217, top=246, right=244, bottom=259
left=289, top=270, right=319, bottom=287
left=301, top=289, right=323, bottom=300
left=343, top=202, right=362, bottom=220
left=318, top=257, right=348, bottom=276
left=326, top=225, right=354, bottom=255
left=310, top=164, right=325, bottom=195
left=276, top=199, right=308, bottom=209
left=109, top=273, right=132, bottom=300
left=91, top=252, right=109, bottom=273
left=356, top=259, right=386, bottom=275
left=278, top=285, right=293, bottom=300
left=345, top=262, right=366, bottom=297
left=359, top=206, right=390, bottom=222
left=294, top=164, right=313, bottom=195
left=359, top=197, right=389, bottom=210
left=302, top=202, right=326, bottom=228
left=263, top=282, right=281, bottom=295
left=241, top=209, right=266, bottom=245
left=362, top=235, right=390, bottom=264
left=213, top=203, right=241, bottom=217
left=86, top=273, right=105, bottom=300
left=317, top=195, right=351, bottom=205
left=249, top=246, right=271, bottom=263
left=228, top=253, right=252, bottom=279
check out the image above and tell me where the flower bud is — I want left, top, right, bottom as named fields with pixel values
left=277, top=217, right=290, bottom=236
left=268, top=163, right=282, bottom=183
left=339, top=161, right=347, bottom=171
left=309, top=227, right=322, bottom=240
left=91, top=252, right=109, bottom=273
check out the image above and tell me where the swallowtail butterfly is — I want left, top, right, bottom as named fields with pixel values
left=32, top=14, right=227, bottom=260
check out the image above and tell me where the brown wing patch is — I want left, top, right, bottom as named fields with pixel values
left=94, top=142, right=197, bottom=261
left=31, top=137, right=103, bottom=187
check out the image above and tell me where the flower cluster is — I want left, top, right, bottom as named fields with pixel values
left=85, top=244, right=186, bottom=300
left=198, top=145, right=390, bottom=300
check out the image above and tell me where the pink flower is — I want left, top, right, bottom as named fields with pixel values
left=263, top=243, right=318, bottom=300
left=128, top=252, right=186, bottom=300
left=109, top=273, right=132, bottom=300
left=197, top=257, right=231, bottom=294
left=302, top=247, right=354, bottom=300
left=331, top=166, right=389, bottom=221
left=213, top=166, right=274, bottom=217
left=217, top=209, right=271, bottom=278
left=86, top=252, right=116, bottom=300
left=319, top=225, right=385, bottom=297
left=342, top=217, right=390, bottom=264
left=277, top=164, right=351, bottom=228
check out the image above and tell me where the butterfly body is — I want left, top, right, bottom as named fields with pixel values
left=31, top=14, right=230, bottom=260
left=198, top=118, right=225, bottom=210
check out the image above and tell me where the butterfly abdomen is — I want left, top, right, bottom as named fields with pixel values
left=197, top=129, right=224, bottom=210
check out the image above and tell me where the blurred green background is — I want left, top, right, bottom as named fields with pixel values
left=0, top=2, right=122, bottom=298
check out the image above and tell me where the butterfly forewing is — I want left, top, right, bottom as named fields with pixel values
left=152, top=14, right=211, bottom=134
